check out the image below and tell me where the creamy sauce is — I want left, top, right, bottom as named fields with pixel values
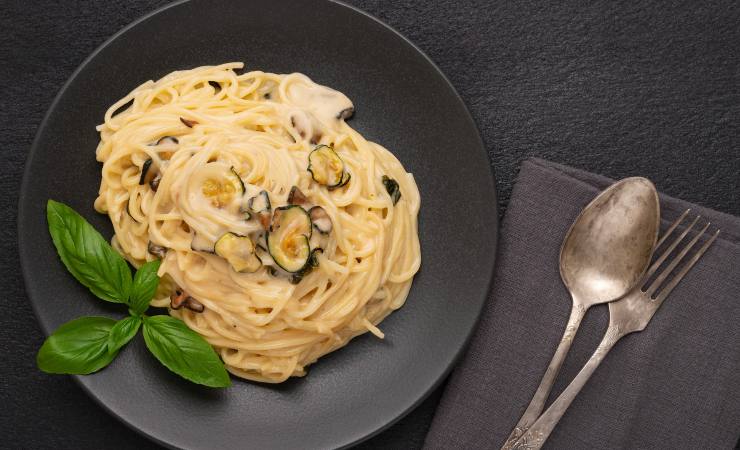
left=285, top=75, right=353, bottom=130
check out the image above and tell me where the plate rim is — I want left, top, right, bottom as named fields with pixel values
left=18, top=0, right=498, bottom=448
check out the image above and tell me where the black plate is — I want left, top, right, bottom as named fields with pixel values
left=18, top=0, right=497, bottom=448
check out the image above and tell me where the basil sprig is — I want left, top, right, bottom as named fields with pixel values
left=37, top=200, right=231, bottom=388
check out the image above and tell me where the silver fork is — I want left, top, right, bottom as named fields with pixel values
left=510, top=210, right=720, bottom=450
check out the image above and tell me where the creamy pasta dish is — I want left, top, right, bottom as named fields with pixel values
left=94, top=63, right=420, bottom=383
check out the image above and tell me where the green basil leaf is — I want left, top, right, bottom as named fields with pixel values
left=47, top=200, right=132, bottom=303
left=142, top=315, right=231, bottom=388
left=37, top=316, right=118, bottom=374
left=106, top=315, right=142, bottom=355
left=129, top=260, right=161, bottom=314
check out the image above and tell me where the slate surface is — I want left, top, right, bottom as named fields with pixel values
left=1, top=0, right=737, bottom=448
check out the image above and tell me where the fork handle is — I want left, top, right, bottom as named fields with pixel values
left=501, top=303, right=587, bottom=450
left=509, top=325, right=625, bottom=450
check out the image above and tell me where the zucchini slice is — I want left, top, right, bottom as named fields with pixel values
left=289, top=248, right=323, bottom=285
left=230, top=167, right=246, bottom=194
left=309, top=206, right=332, bottom=234
left=328, top=171, right=351, bottom=191
left=215, top=232, right=262, bottom=273
left=201, top=166, right=245, bottom=208
left=267, top=206, right=312, bottom=273
left=382, top=175, right=401, bottom=205
left=308, top=145, right=345, bottom=187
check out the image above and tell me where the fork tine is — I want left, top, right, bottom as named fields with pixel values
left=656, top=209, right=691, bottom=248
left=644, top=214, right=698, bottom=283
left=646, top=220, right=710, bottom=297
left=654, top=229, right=720, bottom=303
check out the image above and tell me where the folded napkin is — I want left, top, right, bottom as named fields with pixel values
left=424, top=158, right=740, bottom=449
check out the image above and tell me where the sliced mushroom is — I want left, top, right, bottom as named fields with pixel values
left=309, top=206, right=332, bottom=234
left=184, top=297, right=204, bottom=313
left=147, top=241, right=167, bottom=258
left=170, top=290, right=188, bottom=309
left=309, top=131, right=323, bottom=145
left=180, top=117, right=198, bottom=128
left=287, top=186, right=309, bottom=206
left=257, top=211, right=271, bottom=230
left=170, top=291, right=205, bottom=313
left=337, top=107, right=354, bottom=120
left=149, top=173, right=162, bottom=192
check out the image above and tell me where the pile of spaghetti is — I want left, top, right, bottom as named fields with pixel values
left=94, top=63, right=421, bottom=382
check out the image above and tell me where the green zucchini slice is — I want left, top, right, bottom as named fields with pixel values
left=215, top=232, right=262, bottom=273
left=229, top=167, right=246, bottom=194
left=267, top=206, right=312, bottom=273
left=201, top=166, right=245, bottom=208
left=328, top=171, right=351, bottom=191
left=288, top=248, right=323, bottom=285
left=308, top=145, right=345, bottom=187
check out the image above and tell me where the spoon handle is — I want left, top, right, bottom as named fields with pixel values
left=509, top=325, right=625, bottom=450
left=501, top=303, right=587, bottom=450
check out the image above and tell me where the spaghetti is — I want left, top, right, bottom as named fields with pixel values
left=94, top=63, right=420, bottom=383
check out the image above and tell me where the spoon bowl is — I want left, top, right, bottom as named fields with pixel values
left=560, top=177, right=661, bottom=306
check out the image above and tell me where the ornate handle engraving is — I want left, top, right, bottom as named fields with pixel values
left=501, top=303, right=587, bottom=450
left=507, top=325, right=624, bottom=450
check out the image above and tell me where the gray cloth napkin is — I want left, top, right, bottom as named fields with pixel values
left=423, top=158, right=740, bottom=450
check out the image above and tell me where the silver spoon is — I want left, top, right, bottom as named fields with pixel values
left=501, top=177, right=660, bottom=450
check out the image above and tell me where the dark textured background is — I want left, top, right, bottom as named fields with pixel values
left=1, top=0, right=738, bottom=448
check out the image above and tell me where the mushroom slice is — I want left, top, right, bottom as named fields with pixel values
left=170, top=291, right=205, bottom=313
left=180, top=117, right=198, bottom=128
left=287, top=186, right=309, bottom=206
left=147, top=241, right=167, bottom=258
